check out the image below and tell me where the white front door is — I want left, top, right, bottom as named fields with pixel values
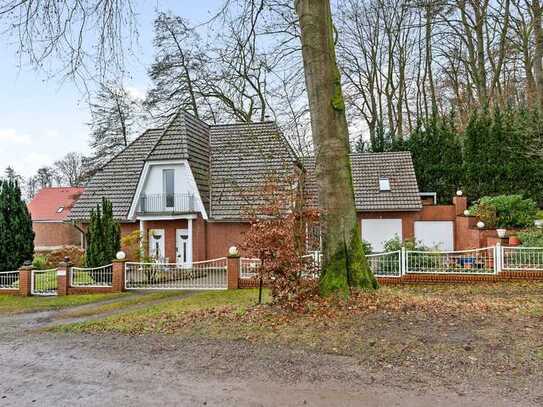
left=176, top=228, right=192, bottom=266
left=148, top=229, right=165, bottom=260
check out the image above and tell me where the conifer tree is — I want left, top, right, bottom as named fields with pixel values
left=404, top=117, right=463, bottom=203
left=85, top=198, right=120, bottom=269
left=0, top=180, right=34, bottom=271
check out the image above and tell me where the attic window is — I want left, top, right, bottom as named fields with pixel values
left=57, top=206, right=64, bottom=213
left=379, top=177, right=391, bottom=192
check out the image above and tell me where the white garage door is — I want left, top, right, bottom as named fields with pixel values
left=414, top=221, right=454, bottom=250
left=361, top=219, right=402, bottom=252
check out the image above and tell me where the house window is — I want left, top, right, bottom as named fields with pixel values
left=163, top=169, right=175, bottom=208
left=379, top=177, right=391, bottom=192
left=56, top=207, right=64, bottom=213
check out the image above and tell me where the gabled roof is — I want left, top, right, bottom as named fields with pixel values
left=28, top=187, right=85, bottom=221
left=68, top=109, right=422, bottom=223
left=69, top=129, right=164, bottom=221
left=140, top=112, right=211, bottom=212
left=209, top=122, right=299, bottom=220
left=302, top=152, right=422, bottom=212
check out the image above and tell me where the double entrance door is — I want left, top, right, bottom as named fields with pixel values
left=148, top=228, right=192, bottom=266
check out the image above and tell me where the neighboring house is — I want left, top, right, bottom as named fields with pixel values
left=69, top=110, right=461, bottom=262
left=28, top=187, right=85, bottom=250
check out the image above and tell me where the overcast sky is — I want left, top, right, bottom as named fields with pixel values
left=0, top=0, right=218, bottom=179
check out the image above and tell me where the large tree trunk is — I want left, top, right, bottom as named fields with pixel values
left=296, top=0, right=378, bottom=296
left=532, top=0, right=543, bottom=109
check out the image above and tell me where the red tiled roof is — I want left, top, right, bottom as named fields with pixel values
left=28, top=187, right=85, bottom=221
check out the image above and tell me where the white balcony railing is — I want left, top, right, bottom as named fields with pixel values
left=137, top=193, right=195, bottom=214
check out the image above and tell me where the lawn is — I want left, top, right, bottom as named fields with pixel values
left=0, top=293, right=129, bottom=314
left=61, top=282, right=543, bottom=389
left=55, top=291, right=192, bottom=319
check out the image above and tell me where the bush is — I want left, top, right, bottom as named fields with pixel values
left=383, top=236, right=427, bottom=252
left=35, top=246, right=85, bottom=268
left=32, top=255, right=51, bottom=270
left=518, top=228, right=543, bottom=247
left=361, top=239, right=373, bottom=255
left=469, top=195, right=537, bottom=228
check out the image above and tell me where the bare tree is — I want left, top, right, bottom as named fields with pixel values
left=54, top=152, right=85, bottom=187
left=35, top=167, right=56, bottom=189
left=25, top=176, right=39, bottom=201
left=0, top=0, right=137, bottom=83
left=87, top=81, right=141, bottom=171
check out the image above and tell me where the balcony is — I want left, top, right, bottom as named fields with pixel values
left=136, top=193, right=195, bottom=215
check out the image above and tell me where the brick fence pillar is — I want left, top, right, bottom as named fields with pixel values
left=227, top=254, right=241, bottom=290
left=18, top=262, right=34, bottom=297
left=112, top=260, right=126, bottom=292
left=453, top=195, right=468, bottom=216
left=57, top=257, right=72, bottom=296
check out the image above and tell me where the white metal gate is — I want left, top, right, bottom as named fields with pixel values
left=125, top=258, right=227, bottom=290
left=31, top=269, right=58, bottom=296
left=501, top=246, right=543, bottom=271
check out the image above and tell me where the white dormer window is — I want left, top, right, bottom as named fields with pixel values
left=379, top=177, right=391, bottom=192
left=57, top=206, right=64, bottom=213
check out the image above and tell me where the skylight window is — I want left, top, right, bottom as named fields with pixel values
left=379, top=178, right=391, bottom=192
left=57, top=206, right=64, bottom=213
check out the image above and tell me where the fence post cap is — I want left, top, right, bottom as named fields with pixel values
left=58, top=259, right=73, bottom=267
left=227, top=246, right=240, bottom=258
left=19, top=261, right=34, bottom=271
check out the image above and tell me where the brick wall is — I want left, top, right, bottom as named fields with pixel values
left=205, top=222, right=251, bottom=258
left=239, top=271, right=543, bottom=288
left=33, top=222, right=82, bottom=249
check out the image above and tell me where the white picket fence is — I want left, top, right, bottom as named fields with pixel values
left=238, top=244, right=543, bottom=279
left=125, top=257, right=227, bottom=290
left=240, top=258, right=261, bottom=278
left=0, top=271, right=19, bottom=289
left=71, top=264, right=113, bottom=287
left=501, top=246, right=543, bottom=271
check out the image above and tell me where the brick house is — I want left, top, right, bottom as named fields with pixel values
left=28, top=187, right=85, bottom=250
left=69, top=110, right=468, bottom=263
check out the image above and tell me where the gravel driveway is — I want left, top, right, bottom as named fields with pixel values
left=0, top=298, right=539, bottom=407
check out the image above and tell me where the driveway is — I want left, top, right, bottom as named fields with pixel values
left=0, top=296, right=539, bottom=407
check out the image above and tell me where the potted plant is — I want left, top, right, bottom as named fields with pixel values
left=509, top=234, right=521, bottom=246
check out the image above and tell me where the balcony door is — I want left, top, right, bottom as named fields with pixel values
left=162, top=169, right=175, bottom=210
left=176, top=229, right=192, bottom=266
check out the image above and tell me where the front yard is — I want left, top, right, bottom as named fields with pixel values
left=2, top=283, right=541, bottom=405
left=0, top=293, right=128, bottom=314
left=60, top=283, right=543, bottom=393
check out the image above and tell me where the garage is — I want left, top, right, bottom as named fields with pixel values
left=414, top=221, right=454, bottom=250
left=361, top=219, right=403, bottom=252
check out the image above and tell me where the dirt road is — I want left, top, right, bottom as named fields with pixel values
left=0, top=298, right=540, bottom=407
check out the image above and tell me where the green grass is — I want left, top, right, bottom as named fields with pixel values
left=62, top=289, right=271, bottom=334
left=0, top=292, right=129, bottom=314
left=56, top=291, right=191, bottom=319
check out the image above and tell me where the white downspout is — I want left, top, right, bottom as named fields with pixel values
left=139, top=219, right=145, bottom=260
left=188, top=218, right=193, bottom=265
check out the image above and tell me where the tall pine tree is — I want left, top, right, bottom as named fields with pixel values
left=85, top=198, right=121, bottom=268
left=0, top=180, right=34, bottom=271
